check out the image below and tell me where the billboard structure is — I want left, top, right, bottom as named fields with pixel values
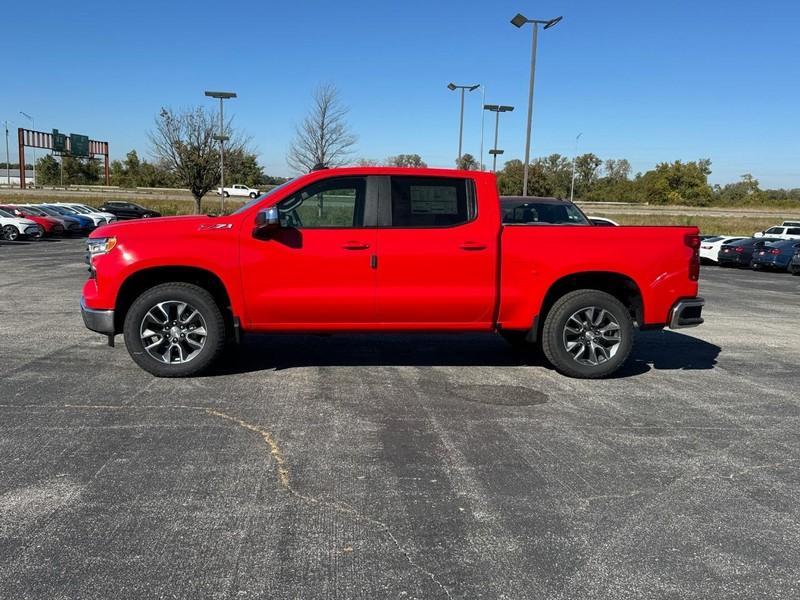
left=17, top=128, right=109, bottom=188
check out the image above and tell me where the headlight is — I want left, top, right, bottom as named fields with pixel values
left=87, top=237, right=117, bottom=259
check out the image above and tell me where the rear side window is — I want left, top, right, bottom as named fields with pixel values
left=389, top=176, right=474, bottom=227
left=787, top=228, right=800, bottom=235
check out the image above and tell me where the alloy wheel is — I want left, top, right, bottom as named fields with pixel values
left=139, top=300, right=208, bottom=364
left=2, top=225, right=19, bottom=241
left=562, top=306, right=622, bottom=366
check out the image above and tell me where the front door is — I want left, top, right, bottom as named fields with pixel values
left=240, top=176, right=378, bottom=330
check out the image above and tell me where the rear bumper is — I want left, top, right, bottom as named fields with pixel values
left=668, top=297, right=705, bottom=329
left=80, top=297, right=115, bottom=335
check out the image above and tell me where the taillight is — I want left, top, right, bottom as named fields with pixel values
left=685, top=234, right=700, bottom=281
left=734, top=246, right=744, bottom=253
left=769, top=248, right=781, bottom=255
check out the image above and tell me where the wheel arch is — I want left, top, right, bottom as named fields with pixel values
left=114, top=266, right=234, bottom=336
left=536, top=271, right=644, bottom=340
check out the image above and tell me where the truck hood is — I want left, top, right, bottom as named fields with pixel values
left=90, top=214, right=237, bottom=238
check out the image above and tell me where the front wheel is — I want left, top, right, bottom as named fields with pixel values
left=541, top=290, right=633, bottom=379
left=123, top=282, right=226, bottom=377
left=249, top=192, right=257, bottom=199
left=2, top=225, right=20, bottom=241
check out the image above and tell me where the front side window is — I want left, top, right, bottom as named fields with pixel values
left=765, top=227, right=783, bottom=234
left=389, top=176, right=473, bottom=227
left=277, top=177, right=366, bottom=228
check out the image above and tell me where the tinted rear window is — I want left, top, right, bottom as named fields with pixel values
left=502, top=200, right=589, bottom=225
left=389, top=177, right=474, bottom=227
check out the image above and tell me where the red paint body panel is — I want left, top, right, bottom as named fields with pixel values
left=82, top=167, right=699, bottom=335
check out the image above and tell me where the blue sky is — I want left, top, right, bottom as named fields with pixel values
left=2, top=0, right=799, bottom=187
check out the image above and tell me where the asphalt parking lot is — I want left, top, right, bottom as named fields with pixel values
left=1, top=237, right=799, bottom=599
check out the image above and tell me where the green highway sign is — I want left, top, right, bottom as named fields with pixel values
left=52, top=129, right=67, bottom=153
left=70, top=133, right=90, bottom=157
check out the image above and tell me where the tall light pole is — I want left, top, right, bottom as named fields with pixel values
left=447, top=82, right=479, bottom=166
left=3, top=120, right=10, bottom=186
left=570, top=132, right=582, bottom=202
left=204, top=90, right=237, bottom=213
left=19, top=111, right=35, bottom=187
left=483, top=104, right=515, bottom=172
left=479, top=85, right=486, bottom=170
left=510, top=13, right=563, bottom=196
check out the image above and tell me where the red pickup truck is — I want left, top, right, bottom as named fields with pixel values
left=81, top=167, right=704, bottom=378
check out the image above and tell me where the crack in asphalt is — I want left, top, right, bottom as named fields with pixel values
left=0, top=403, right=453, bottom=600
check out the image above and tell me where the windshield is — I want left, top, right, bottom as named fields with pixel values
left=0, top=208, right=13, bottom=218
left=232, top=181, right=292, bottom=215
left=23, top=206, right=45, bottom=216
left=38, top=206, right=62, bottom=217
left=501, top=199, right=590, bottom=225
left=69, top=205, right=91, bottom=214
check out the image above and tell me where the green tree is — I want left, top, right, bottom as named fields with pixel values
left=225, top=148, right=265, bottom=187
left=604, top=159, right=632, bottom=182
left=387, top=154, right=427, bottom=168
left=574, top=153, right=602, bottom=190
left=456, top=153, right=478, bottom=170
left=496, top=159, right=549, bottom=196
left=35, top=155, right=61, bottom=185
left=637, top=159, right=713, bottom=206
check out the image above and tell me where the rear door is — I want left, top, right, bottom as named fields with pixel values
left=374, top=175, right=497, bottom=328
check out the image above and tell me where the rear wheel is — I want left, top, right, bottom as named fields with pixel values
left=123, top=283, right=226, bottom=377
left=223, top=191, right=230, bottom=198
left=2, top=225, right=19, bottom=241
left=542, top=290, right=633, bottom=379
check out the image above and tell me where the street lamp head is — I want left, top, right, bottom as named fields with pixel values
left=498, top=105, right=515, bottom=112
left=483, top=104, right=500, bottom=111
left=544, top=16, right=563, bottom=29
left=511, top=13, right=528, bottom=28
left=447, top=83, right=457, bottom=90
left=204, top=91, right=237, bottom=99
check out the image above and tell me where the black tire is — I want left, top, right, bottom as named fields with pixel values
left=249, top=192, right=257, bottom=199
left=123, top=282, right=226, bottom=377
left=223, top=191, right=230, bottom=198
left=2, top=225, right=20, bottom=241
left=541, top=289, right=633, bottom=379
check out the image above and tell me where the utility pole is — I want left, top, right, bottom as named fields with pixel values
left=511, top=13, right=563, bottom=195
left=204, top=91, right=237, bottom=213
left=3, top=121, right=10, bottom=186
left=570, top=132, right=582, bottom=202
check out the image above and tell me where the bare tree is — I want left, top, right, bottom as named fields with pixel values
left=149, top=106, right=247, bottom=214
left=287, top=83, right=357, bottom=173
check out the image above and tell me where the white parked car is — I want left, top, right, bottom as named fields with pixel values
left=699, top=236, right=748, bottom=263
left=217, top=184, right=261, bottom=198
left=753, top=225, right=800, bottom=240
left=53, top=203, right=117, bottom=225
left=0, top=207, right=43, bottom=240
left=587, top=216, right=619, bottom=226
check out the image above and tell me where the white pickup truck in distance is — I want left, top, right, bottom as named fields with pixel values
left=217, top=184, right=261, bottom=198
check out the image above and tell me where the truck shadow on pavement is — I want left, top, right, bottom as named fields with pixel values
left=215, top=330, right=720, bottom=377
left=614, top=330, right=721, bottom=377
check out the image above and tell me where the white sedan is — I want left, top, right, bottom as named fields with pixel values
left=0, top=208, right=43, bottom=240
left=52, top=203, right=117, bottom=226
left=700, top=236, right=747, bottom=263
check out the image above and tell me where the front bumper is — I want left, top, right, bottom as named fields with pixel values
left=668, top=297, right=705, bottom=329
left=80, top=297, right=115, bottom=335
